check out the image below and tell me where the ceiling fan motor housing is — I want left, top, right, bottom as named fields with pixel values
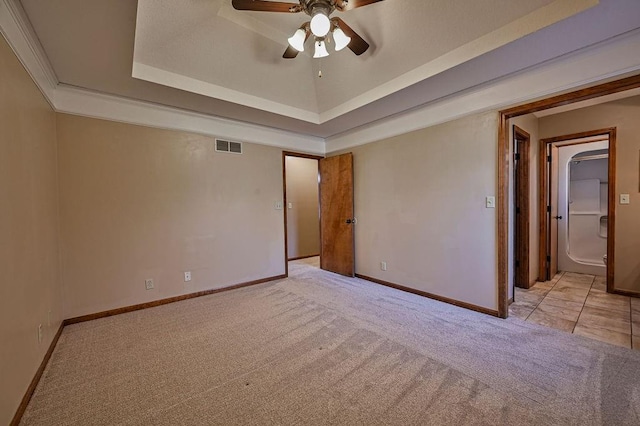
left=305, top=0, right=336, bottom=16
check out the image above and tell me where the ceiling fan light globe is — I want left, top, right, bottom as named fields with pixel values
left=333, top=27, right=351, bottom=51
left=310, top=13, right=330, bottom=37
left=288, top=29, right=306, bottom=52
left=313, top=40, right=329, bottom=58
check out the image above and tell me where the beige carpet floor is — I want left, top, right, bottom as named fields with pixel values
left=21, top=259, right=640, bottom=425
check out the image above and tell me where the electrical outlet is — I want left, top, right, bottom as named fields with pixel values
left=620, top=194, right=630, bottom=205
left=38, top=324, right=43, bottom=343
left=184, top=271, right=191, bottom=282
left=380, top=261, right=387, bottom=271
left=274, top=201, right=283, bottom=210
left=145, top=279, right=154, bottom=290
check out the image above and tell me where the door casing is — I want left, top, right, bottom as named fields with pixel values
left=549, top=144, right=559, bottom=278
left=513, top=125, right=531, bottom=289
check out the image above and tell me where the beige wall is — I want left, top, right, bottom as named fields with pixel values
left=56, top=115, right=286, bottom=318
left=0, top=37, right=62, bottom=423
left=345, top=112, right=499, bottom=311
left=285, top=156, right=320, bottom=259
left=508, top=114, right=540, bottom=297
left=539, top=96, right=640, bottom=293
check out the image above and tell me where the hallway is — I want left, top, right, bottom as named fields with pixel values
left=509, top=272, right=639, bottom=349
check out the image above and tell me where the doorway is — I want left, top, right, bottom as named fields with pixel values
left=282, top=152, right=323, bottom=275
left=282, top=152, right=356, bottom=278
left=538, top=129, right=616, bottom=287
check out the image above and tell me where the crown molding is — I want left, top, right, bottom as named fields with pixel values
left=54, top=85, right=325, bottom=153
left=0, top=0, right=58, bottom=104
left=325, top=28, right=640, bottom=153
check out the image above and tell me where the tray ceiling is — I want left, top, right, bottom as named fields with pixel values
left=131, top=0, right=592, bottom=123
left=18, top=0, right=640, bottom=138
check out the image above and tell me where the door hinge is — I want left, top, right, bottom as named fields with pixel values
left=546, top=255, right=551, bottom=262
left=547, top=206, right=551, bottom=213
left=516, top=207, right=521, bottom=214
left=547, top=155, right=551, bottom=162
left=515, top=260, right=520, bottom=268
left=514, top=153, right=521, bottom=161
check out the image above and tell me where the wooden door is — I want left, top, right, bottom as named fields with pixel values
left=549, top=144, right=559, bottom=277
left=513, top=126, right=530, bottom=288
left=319, top=153, right=355, bottom=277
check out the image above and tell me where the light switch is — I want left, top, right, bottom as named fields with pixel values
left=486, top=196, right=496, bottom=209
left=288, top=202, right=293, bottom=209
left=620, top=194, right=630, bottom=205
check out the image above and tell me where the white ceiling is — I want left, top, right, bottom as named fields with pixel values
left=133, top=0, right=570, bottom=122
left=15, top=0, right=640, bottom=138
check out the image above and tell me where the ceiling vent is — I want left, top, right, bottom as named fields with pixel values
left=215, top=139, right=243, bottom=154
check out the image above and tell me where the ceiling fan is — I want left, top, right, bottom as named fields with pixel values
left=231, top=0, right=383, bottom=59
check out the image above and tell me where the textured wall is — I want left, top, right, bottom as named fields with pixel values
left=285, top=156, right=319, bottom=259
left=56, top=114, right=286, bottom=318
left=345, top=112, right=499, bottom=311
left=0, top=36, right=62, bottom=423
left=539, top=95, right=640, bottom=293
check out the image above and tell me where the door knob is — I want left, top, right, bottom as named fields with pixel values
left=346, top=219, right=352, bottom=224
left=553, top=216, right=563, bottom=220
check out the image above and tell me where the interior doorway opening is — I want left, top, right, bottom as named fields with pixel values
left=282, top=152, right=323, bottom=275
left=539, top=129, right=615, bottom=287
left=282, top=151, right=356, bottom=278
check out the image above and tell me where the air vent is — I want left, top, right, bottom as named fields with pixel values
left=229, top=141, right=242, bottom=153
left=215, top=139, right=243, bottom=154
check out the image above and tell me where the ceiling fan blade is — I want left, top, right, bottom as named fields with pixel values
left=333, top=18, right=369, bottom=56
left=232, top=0, right=302, bottom=13
left=335, top=0, right=384, bottom=12
left=283, top=46, right=300, bottom=59
left=283, top=24, right=310, bottom=59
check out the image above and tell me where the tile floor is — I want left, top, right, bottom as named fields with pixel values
left=509, top=271, right=640, bottom=349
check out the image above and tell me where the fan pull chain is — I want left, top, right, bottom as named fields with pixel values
left=318, top=58, right=323, bottom=78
